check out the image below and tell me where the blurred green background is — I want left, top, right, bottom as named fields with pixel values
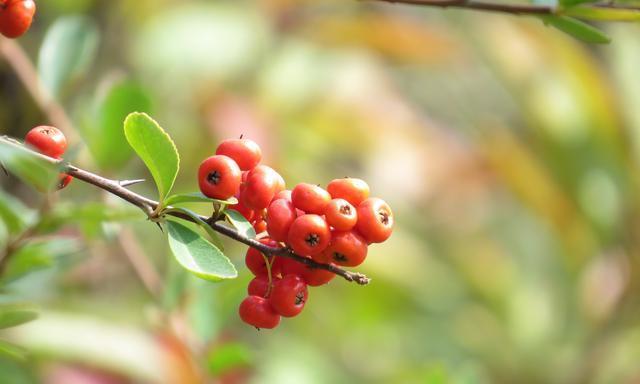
left=2, top=0, right=640, bottom=383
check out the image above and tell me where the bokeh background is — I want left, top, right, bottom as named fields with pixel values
left=2, top=0, right=640, bottom=383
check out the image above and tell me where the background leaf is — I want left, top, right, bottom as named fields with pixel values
left=224, top=210, right=256, bottom=239
left=37, top=15, right=100, bottom=97
left=84, top=80, right=153, bottom=170
left=0, top=310, right=38, bottom=330
left=0, top=340, right=27, bottom=361
left=0, top=190, right=34, bottom=235
left=124, top=112, right=179, bottom=203
left=562, top=6, right=640, bottom=21
left=541, top=16, right=611, bottom=43
left=166, top=220, right=236, bottom=282
left=2, top=238, right=80, bottom=283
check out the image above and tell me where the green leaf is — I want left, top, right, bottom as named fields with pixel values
left=38, top=15, right=100, bottom=96
left=164, top=192, right=237, bottom=208
left=562, top=5, right=640, bottom=21
left=85, top=81, right=153, bottom=170
left=207, top=342, right=253, bottom=375
left=560, top=0, right=597, bottom=7
left=166, top=220, right=236, bottom=282
left=163, top=207, right=224, bottom=251
left=0, top=190, right=34, bottom=235
left=224, top=210, right=256, bottom=239
left=0, top=310, right=38, bottom=330
left=3, top=238, right=80, bottom=283
left=0, top=340, right=27, bottom=361
left=124, top=112, right=179, bottom=203
left=0, top=139, right=60, bottom=191
left=540, top=16, right=611, bottom=44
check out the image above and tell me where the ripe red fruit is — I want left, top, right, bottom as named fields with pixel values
left=269, top=275, right=308, bottom=317
left=198, top=155, right=241, bottom=200
left=281, top=257, right=336, bottom=286
left=238, top=296, right=280, bottom=329
left=245, top=239, right=282, bottom=277
left=291, top=183, right=331, bottom=214
left=253, top=219, right=267, bottom=234
left=215, top=138, right=262, bottom=171
left=324, top=198, right=357, bottom=231
left=247, top=275, right=280, bottom=297
left=356, top=198, right=394, bottom=243
left=272, top=189, right=291, bottom=203
left=57, top=173, right=72, bottom=190
left=0, top=0, right=36, bottom=38
left=327, top=178, right=370, bottom=207
left=266, top=199, right=296, bottom=242
left=321, top=230, right=368, bottom=267
left=240, top=165, right=279, bottom=210
left=24, top=126, right=67, bottom=159
left=287, top=214, right=330, bottom=256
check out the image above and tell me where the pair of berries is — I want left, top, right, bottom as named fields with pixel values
left=24, top=125, right=72, bottom=189
left=0, top=0, right=36, bottom=38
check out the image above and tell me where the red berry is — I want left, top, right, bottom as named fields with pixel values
left=253, top=218, right=267, bottom=234
left=281, top=257, right=336, bottom=286
left=286, top=214, right=330, bottom=256
left=355, top=198, right=394, bottom=243
left=240, top=165, right=279, bottom=210
left=24, top=126, right=67, bottom=159
left=0, top=0, right=36, bottom=39
left=57, top=173, right=72, bottom=190
left=272, top=189, right=291, bottom=203
left=324, top=198, right=357, bottom=231
left=291, top=183, right=331, bottom=214
left=321, top=230, right=368, bottom=267
left=327, top=178, right=370, bottom=207
left=266, top=198, right=296, bottom=242
left=245, top=239, right=282, bottom=277
left=215, top=138, right=262, bottom=171
left=238, top=296, right=280, bottom=329
left=269, top=275, right=308, bottom=317
left=247, top=275, right=280, bottom=297
left=198, top=155, right=241, bottom=200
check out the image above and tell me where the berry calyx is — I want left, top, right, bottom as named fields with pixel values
left=355, top=198, right=394, bottom=243
left=197, top=155, right=241, bottom=200
left=324, top=198, right=357, bottom=231
left=266, top=198, right=297, bottom=242
left=0, top=0, right=36, bottom=38
left=291, top=183, right=331, bottom=215
left=215, top=137, right=262, bottom=171
left=321, top=230, right=368, bottom=267
left=327, top=178, right=370, bottom=207
left=238, top=296, right=280, bottom=329
left=269, top=275, right=308, bottom=317
left=24, top=125, right=67, bottom=159
left=287, top=214, right=330, bottom=256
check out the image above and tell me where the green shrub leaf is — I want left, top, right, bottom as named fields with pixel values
left=541, top=16, right=611, bottom=44
left=224, top=210, right=256, bottom=239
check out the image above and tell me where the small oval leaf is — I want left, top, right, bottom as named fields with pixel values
left=166, top=220, right=237, bottom=282
left=224, top=210, right=256, bottom=239
left=124, top=112, right=180, bottom=203
left=164, top=192, right=237, bottom=208
left=163, top=207, right=225, bottom=251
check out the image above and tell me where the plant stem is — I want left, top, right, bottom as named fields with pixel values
left=367, top=0, right=556, bottom=15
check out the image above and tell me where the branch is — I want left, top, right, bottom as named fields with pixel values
left=367, top=0, right=556, bottom=15
left=0, top=136, right=371, bottom=285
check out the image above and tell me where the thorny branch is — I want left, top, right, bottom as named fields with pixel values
left=0, top=136, right=371, bottom=285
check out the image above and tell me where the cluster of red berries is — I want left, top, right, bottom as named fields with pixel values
left=24, top=125, right=72, bottom=189
left=198, top=138, right=394, bottom=329
left=0, top=0, right=35, bottom=38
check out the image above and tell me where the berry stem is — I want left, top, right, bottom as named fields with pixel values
left=0, top=136, right=371, bottom=285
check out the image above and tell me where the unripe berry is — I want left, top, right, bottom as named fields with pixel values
left=197, top=155, right=241, bottom=200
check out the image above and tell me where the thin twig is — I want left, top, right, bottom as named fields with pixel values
left=0, top=136, right=371, bottom=285
left=367, top=0, right=556, bottom=15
